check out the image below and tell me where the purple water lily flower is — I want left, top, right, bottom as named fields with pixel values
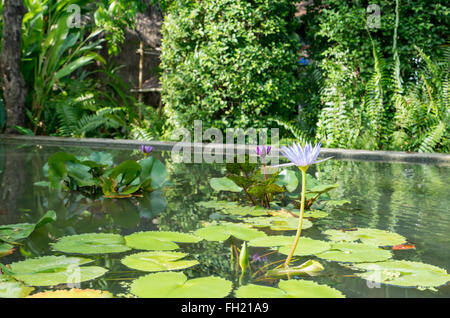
left=274, top=142, right=331, bottom=169
left=256, top=145, right=271, bottom=159
left=140, top=145, right=153, bottom=155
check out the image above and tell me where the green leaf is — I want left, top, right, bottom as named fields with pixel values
left=0, top=224, right=35, bottom=243
left=194, top=223, right=267, bottom=242
left=125, top=231, right=201, bottom=251
left=248, top=235, right=296, bottom=247
left=55, top=55, right=97, bottom=80
left=35, top=210, right=57, bottom=229
left=303, top=210, right=329, bottom=218
left=109, top=160, right=142, bottom=186
left=352, top=260, right=450, bottom=288
left=278, top=238, right=331, bottom=256
left=0, top=210, right=56, bottom=243
left=243, top=216, right=313, bottom=231
left=307, top=183, right=339, bottom=194
left=323, top=228, right=407, bottom=246
left=276, top=169, right=298, bottom=192
left=130, top=272, right=232, bottom=298
left=52, top=233, right=131, bottom=254
left=47, top=152, right=79, bottom=190
left=126, top=231, right=201, bottom=246
left=80, top=151, right=114, bottom=167
left=14, top=126, right=34, bottom=136
left=209, top=177, right=243, bottom=193
left=220, top=206, right=269, bottom=217
left=316, top=243, right=393, bottom=263
left=7, top=256, right=107, bottom=286
left=65, top=162, right=97, bottom=187
left=121, top=251, right=199, bottom=272
left=247, top=183, right=284, bottom=198
left=235, top=280, right=345, bottom=298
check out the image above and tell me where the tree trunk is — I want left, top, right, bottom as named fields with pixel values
left=0, top=0, right=27, bottom=134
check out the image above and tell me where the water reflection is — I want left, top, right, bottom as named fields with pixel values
left=0, top=145, right=26, bottom=224
left=0, top=143, right=448, bottom=298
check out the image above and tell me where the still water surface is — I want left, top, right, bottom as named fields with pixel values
left=0, top=142, right=448, bottom=298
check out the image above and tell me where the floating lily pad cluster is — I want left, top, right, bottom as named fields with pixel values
left=37, top=151, right=168, bottom=198
left=209, top=162, right=340, bottom=211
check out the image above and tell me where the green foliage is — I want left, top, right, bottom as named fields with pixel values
left=302, top=0, right=449, bottom=152
left=392, top=46, right=449, bottom=153
left=22, top=1, right=106, bottom=134
left=40, top=151, right=168, bottom=197
left=160, top=0, right=301, bottom=131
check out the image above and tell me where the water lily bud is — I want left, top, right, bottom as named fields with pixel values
left=239, top=241, right=249, bottom=274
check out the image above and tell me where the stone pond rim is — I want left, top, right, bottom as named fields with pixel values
left=0, top=134, right=449, bottom=166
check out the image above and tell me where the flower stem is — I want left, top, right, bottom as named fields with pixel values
left=284, top=166, right=308, bottom=267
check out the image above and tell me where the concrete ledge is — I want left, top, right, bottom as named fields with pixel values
left=1, top=134, right=449, bottom=166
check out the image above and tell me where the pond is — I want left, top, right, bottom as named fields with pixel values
left=0, top=141, right=449, bottom=298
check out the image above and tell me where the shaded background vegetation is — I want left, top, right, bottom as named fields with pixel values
left=0, top=0, right=448, bottom=153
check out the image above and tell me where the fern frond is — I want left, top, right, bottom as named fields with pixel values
left=419, top=121, right=446, bottom=153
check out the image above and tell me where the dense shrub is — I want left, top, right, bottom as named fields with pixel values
left=160, top=0, right=301, bottom=133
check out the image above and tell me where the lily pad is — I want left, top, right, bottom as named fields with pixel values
left=323, top=228, right=407, bottom=246
left=125, top=231, right=201, bottom=251
left=304, top=210, right=329, bottom=218
left=316, top=243, right=393, bottom=263
left=235, top=280, right=345, bottom=298
left=248, top=235, right=296, bottom=247
left=121, top=251, right=199, bottom=272
left=210, top=177, right=243, bottom=192
left=196, top=201, right=239, bottom=210
left=220, top=206, right=269, bottom=217
left=243, top=216, right=312, bottom=231
left=307, top=183, right=339, bottom=194
left=130, top=272, right=232, bottom=298
left=0, top=277, right=34, bottom=298
left=7, top=256, right=108, bottom=287
left=278, top=238, right=331, bottom=256
left=194, top=223, right=267, bottom=242
left=52, top=233, right=131, bottom=254
left=352, top=260, right=450, bottom=288
left=0, top=210, right=56, bottom=243
left=27, top=288, right=113, bottom=298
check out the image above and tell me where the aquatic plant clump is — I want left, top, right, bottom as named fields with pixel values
left=37, top=150, right=168, bottom=198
